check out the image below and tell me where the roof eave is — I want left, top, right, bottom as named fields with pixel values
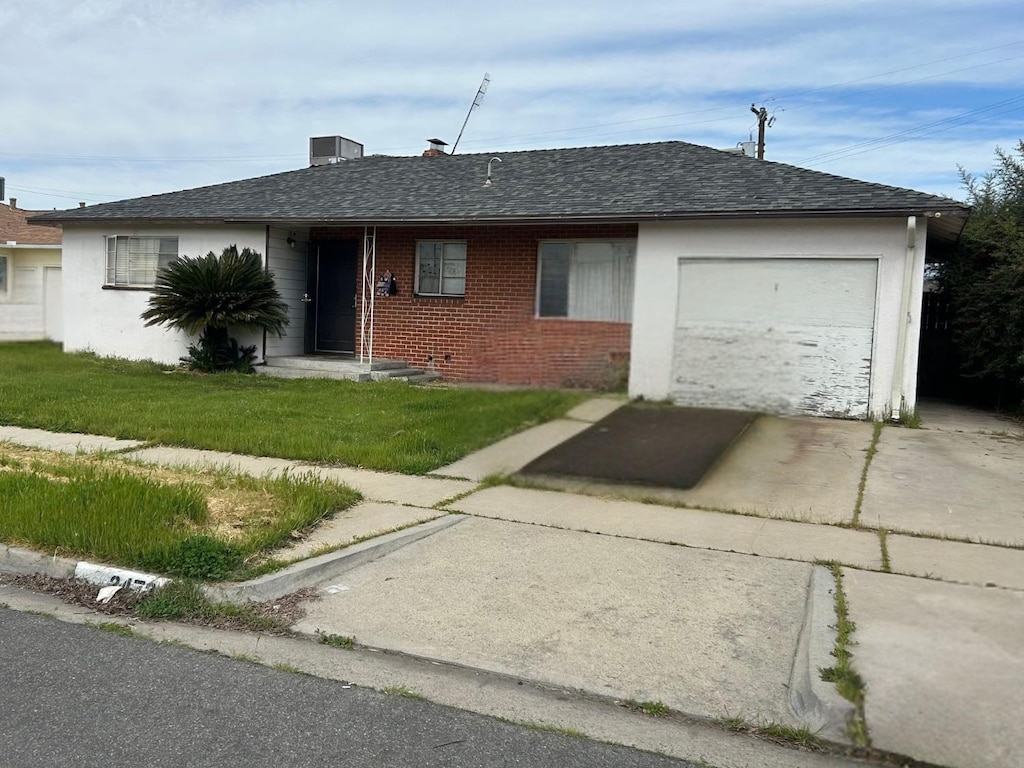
left=37, top=204, right=969, bottom=228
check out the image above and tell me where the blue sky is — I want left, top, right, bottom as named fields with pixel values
left=3, top=0, right=1022, bottom=211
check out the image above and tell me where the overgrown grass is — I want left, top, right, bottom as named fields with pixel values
left=0, top=342, right=585, bottom=473
left=0, top=461, right=208, bottom=566
left=0, top=449, right=360, bottom=580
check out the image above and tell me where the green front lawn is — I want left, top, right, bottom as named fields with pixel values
left=0, top=343, right=586, bottom=474
left=0, top=445, right=360, bottom=580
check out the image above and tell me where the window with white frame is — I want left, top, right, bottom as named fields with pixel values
left=0, top=255, right=7, bottom=296
left=537, top=240, right=636, bottom=321
left=105, top=236, right=179, bottom=287
left=415, top=241, right=466, bottom=297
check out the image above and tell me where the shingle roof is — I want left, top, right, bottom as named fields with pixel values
left=1, top=202, right=62, bottom=245
left=30, top=141, right=968, bottom=233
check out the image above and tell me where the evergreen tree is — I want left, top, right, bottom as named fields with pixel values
left=943, top=141, right=1024, bottom=407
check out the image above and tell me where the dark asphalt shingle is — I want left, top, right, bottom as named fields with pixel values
left=31, top=141, right=968, bottom=225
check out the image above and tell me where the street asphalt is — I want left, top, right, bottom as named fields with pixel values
left=1, top=397, right=1022, bottom=768
left=0, top=608, right=693, bottom=768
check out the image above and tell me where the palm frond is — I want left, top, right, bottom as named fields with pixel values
left=142, top=245, right=290, bottom=337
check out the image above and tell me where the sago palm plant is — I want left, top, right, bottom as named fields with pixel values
left=142, top=245, right=289, bottom=372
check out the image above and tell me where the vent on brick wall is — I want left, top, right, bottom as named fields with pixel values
left=310, top=136, right=364, bottom=166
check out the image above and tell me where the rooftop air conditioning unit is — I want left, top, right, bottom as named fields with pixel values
left=309, top=136, right=364, bottom=166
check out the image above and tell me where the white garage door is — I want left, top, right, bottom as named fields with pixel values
left=671, top=258, right=877, bottom=418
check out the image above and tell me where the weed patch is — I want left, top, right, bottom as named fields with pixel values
left=316, top=631, right=356, bottom=649
left=878, top=528, right=891, bottom=573
left=134, top=580, right=295, bottom=633
left=622, top=699, right=671, bottom=717
left=503, top=719, right=586, bottom=739
left=818, top=563, right=870, bottom=747
left=85, top=620, right=137, bottom=637
left=383, top=686, right=426, bottom=700
left=852, top=422, right=882, bottom=527
left=721, top=716, right=824, bottom=750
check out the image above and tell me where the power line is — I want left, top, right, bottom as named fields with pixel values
left=798, top=94, right=1024, bottom=165
left=6, top=40, right=1021, bottom=164
left=757, top=39, right=1024, bottom=104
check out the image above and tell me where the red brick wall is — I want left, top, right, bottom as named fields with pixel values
left=310, top=223, right=637, bottom=388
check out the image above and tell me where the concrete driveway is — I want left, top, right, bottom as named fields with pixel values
left=4, top=399, right=1024, bottom=768
left=862, top=403, right=1024, bottom=545
left=511, top=414, right=875, bottom=525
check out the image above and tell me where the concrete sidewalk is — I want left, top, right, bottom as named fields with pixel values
left=2, top=399, right=1023, bottom=768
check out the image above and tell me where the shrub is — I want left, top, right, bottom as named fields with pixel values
left=141, top=245, right=288, bottom=373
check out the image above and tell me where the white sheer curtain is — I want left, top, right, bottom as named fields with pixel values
left=566, top=242, right=634, bottom=321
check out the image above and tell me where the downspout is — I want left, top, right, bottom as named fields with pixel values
left=890, top=216, right=917, bottom=420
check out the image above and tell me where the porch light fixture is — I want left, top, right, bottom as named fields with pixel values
left=286, top=234, right=296, bottom=248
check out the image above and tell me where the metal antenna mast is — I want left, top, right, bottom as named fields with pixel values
left=450, top=73, right=490, bottom=155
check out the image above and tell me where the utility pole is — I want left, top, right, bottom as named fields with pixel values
left=750, top=104, right=775, bottom=160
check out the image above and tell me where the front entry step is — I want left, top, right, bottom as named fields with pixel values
left=369, top=367, right=442, bottom=384
left=258, top=355, right=440, bottom=384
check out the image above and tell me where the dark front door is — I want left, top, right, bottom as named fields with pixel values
left=306, top=240, right=358, bottom=353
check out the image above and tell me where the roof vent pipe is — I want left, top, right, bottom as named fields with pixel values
left=483, top=157, right=502, bottom=187
left=9, top=197, right=15, bottom=209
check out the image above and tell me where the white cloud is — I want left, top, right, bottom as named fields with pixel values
left=1, top=0, right=1021, bottom=207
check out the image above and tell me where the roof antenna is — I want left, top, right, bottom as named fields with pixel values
left=450, top=73, right=490, bottom=155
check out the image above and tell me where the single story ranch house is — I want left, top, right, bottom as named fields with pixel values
left=33, top=138, right=968, bottom=419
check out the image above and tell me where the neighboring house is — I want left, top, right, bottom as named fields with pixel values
left=0, top=199, right=63, bottom=342
left=32, top=139, right=969, bottom=419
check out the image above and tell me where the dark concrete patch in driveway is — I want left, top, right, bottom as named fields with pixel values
left=519, top=404, right=754, bottom=490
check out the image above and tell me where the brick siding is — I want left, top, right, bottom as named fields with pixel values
left=309, top=223, right=636, bottom=388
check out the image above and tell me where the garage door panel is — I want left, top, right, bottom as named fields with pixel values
left=676, top=259, right=877, bottom=328
left=673, top=324, right=872, bottom=416
left=672, top=259, right=877, bottom=419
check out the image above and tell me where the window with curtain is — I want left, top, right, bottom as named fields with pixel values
left=537, top=240, right=635, bottom=321
left=105, top=236, right=179, bottom=287
left=0, top=255, right=7, bottom=296
left=415, top=241, right=466, bottom=296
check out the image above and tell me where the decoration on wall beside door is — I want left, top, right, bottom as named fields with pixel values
left=376, top=270, right=397, bottom=296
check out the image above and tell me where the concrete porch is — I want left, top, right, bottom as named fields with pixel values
left=257, top=354, right=441, bottom=384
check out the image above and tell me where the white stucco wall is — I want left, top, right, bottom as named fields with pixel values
left=0, top=245, right=62, bottom=341
left=628, top=217, right=926, bottom=419
left=61, top=224, right=267, bottom=364
left=265, top=226, right=309, bottom=357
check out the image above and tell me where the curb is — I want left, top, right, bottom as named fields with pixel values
left=0, top=546, right=168, bottom=591
left=2, top=516, right=467, bottom=605
left=788, top=564, right=856, bottom=742
left=204, top=514, right=468, bottom=603
left=0, top=545, right=77, bottom=580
